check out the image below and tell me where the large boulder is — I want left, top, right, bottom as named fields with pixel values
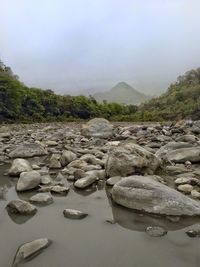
left=106, top=143, right=160, bottom=177
left=81, top=118, right=113, bottom=139
left=112, top=175, right=200, bottom=216
left=156, top=142, right=200, bottom=163
left=16, top=171, right=41, bottom=192
left=8, top=158, right=32, bottom=177
left=9, top=143, right=47, bottom=158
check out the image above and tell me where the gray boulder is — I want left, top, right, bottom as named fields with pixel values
left=9, top=143, right=47, bottom=158
left=6, top=200, right=37, bottom=215
left=8, top=158, right=32, bottom=177
left=13, top=238, right=51, bottom=267
left=16, top=171, right=41, bottom=192
left=81, top=118, right=113, bottom=139
left=112, top=175, right=200, bottom=216
left=106, top=143, right=160, bottom=177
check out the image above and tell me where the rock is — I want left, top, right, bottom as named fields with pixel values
left=63, top=209, right=88, bottom=219
left=186, top=230, right=200, bottom=238
left=16, top=171, right=41, bottom=192
left=46, top=140, right=58, bottom=146
left=74, top=175, right=97, bottom=189
left=177, top=184, right=193, bottom=193
left=175, top=177, right=198, bottom=186
left=60, top=150, right=77, bottom=167
left=106, top=176, right=122, bottom=186
left=51, top=185, right=69, bottom=194
left=13, top=238, right=51, bottom=266
left=6, top=200, right=37, bottom=215
left=8, top=158, right=32, bottom=177
left=112, top=175, right=200, bottom=216
left=191, top=190, right=200, bottom=199
left=41, top=175, right=52, bottom=185
left=145, top=226, right=167, bottom=237
left=156, top=143, right=200, bottom=163
left=30, top=193, right=53, bottom=205
left=9, top=143, right=47, bottom=158
left=106, top=143, right=160, bottom=177
left=74, top=169, right=85, bottom=180
left=49, top=154, right=61, bottom=169
left=81, top=118, right=113, bottom=139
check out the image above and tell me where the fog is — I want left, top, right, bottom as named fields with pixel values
left=0, top=0, right=200, bottom=95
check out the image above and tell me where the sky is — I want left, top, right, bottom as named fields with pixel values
left=0, top=0, right=200, bottom=95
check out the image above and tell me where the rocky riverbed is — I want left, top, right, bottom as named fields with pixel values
left=1, top=118, right=200, bottom=266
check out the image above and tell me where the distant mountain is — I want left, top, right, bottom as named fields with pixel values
left=93, top=82, right=149, bottom=105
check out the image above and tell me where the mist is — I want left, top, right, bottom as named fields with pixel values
left=1, top=0, right=200, bottom=95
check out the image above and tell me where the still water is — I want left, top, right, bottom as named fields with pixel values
left=0, top=164, right=200, bottom=267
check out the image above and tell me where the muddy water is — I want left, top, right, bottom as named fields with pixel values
left=0, top=165, right=200, bottom=267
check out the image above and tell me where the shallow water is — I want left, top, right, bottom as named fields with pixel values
left=0, top=165, right=200, bottom=267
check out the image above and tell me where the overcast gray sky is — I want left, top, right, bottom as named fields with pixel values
left=0, top=0, right=200, bottom=95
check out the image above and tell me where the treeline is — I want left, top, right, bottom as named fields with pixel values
left=132, top=68, right=200, bottom=121
left=0, top=61, right=138, bottom=123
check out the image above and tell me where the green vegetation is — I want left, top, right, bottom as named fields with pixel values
left=0, top=60, right=138, bottom=123
left=133, top=68, right=200, bottom=121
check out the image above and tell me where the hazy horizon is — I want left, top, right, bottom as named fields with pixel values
left=1, top=0, right=200, bottom=95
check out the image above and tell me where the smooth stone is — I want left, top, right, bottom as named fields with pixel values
left=81, top=118, right=113, bottom=139
left=186, top=230, right=200, bottom=238
left=63, top=209, right=88, bottom=219
left=145, top=226, right=167, bottom=237
left=49, top=154, right=61, bottom=169
left=74, top=175, right=97, bottom=189
left=13, top=238, right=51, bottom=266
left=8, top=158, right=32, bottom=177
left=30, top=193, right=53, bottom=205
left=191, top=190, right=200, bottom=199
left=177, top=184, right=193, bottom=193
left=9, top=143, right=47, bottom=158
left=16, top=171, right=41, bottom=192
left=6, top=200, right=37, bottom=215
left=112, top=175, right=200, bottom=216
left=51, top=185, right=69, bottom=194
left=175, top=177, right=198, bottom=185
left=60, top=150, right=77, bottom=167
left=41, top=175, right=52, bottom=185
left=106, top=176, right=122, bottom=186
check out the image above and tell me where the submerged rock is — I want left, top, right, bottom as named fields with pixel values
left=30, top=193, right=53, bottom=205
left=12, top=238, right=51, bottom=267
left=6, top=200, right=37, bottom=215
left=63, top=209, right=88, bottom=219
left=81, top=118, right=113, bottom=139
left=112, top=175, right=200, bottom=216
left=106, top=143, right=160, bottom=177
left=16, top=171, right=41, bottom=192
left=145, top=226, right=167, bottom=237
left=8, top=158, right=32, bottom=177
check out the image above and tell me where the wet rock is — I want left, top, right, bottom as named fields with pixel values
left=30, top=193, right=53, bottom=205
left=49, top=154, right=61, bottom=169
left=41, top=175, right=52, bottom=185
left=9, top=143, right=47, bottom=158
left=74, top=175, right=97, bottom=189
left=186, top=230, right=200, bottom=238
left=13, top=238, right=51, bottom=266
left=106, top=176, right=122, bottom=186
left=106, top=143, right=160, bottom=177
left=112, top=175, right=200, bottom=216
left=145, top=226, right=167, bottom=237
left=191, top=190, right=200, bottom=199
left=60, top=150, right=77, bottom=167
left=63, top=209, right=88, bottom=219
left=175, top=177, right=199, bottom=185
left=177, top=184, right=193, bottom=193
left=8, top=158, right=32, bottom=177
left=16, top=171, right=41, bottom=192
left=6, top=200, right=37, bottom=215
left=81, top=118, right=113, bottom=139
left=51, top=185, right=69, bottom=194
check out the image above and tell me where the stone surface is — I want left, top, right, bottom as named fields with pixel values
left=112, top=175, right=200, bottom=216
left=106, top=143, right=160, bottom=177
left=9, top=143, right=47, bottom=158
left=6, top=200, right=37, bottom=215
left=8, top=158, right=32, bottom=177
left=13, top=238, right=51, bottom=266
left=63, top=209, right=88, bottom=219
left=49, top=154, right=62, bottom=169
left=81, top=118, right=113, bottom=139
left=60, top=150, right=77, bottom=166
left=16, top=171, right=41, bottom=192
left=30, top=193, right=53, bottom=205
left=51, top=185, right=69, bottom=194
left=177, top=184, right=193, bottom=193
left=106, top=176, right=122, bottom=186
left=74, top=175, right=97, bottom=189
